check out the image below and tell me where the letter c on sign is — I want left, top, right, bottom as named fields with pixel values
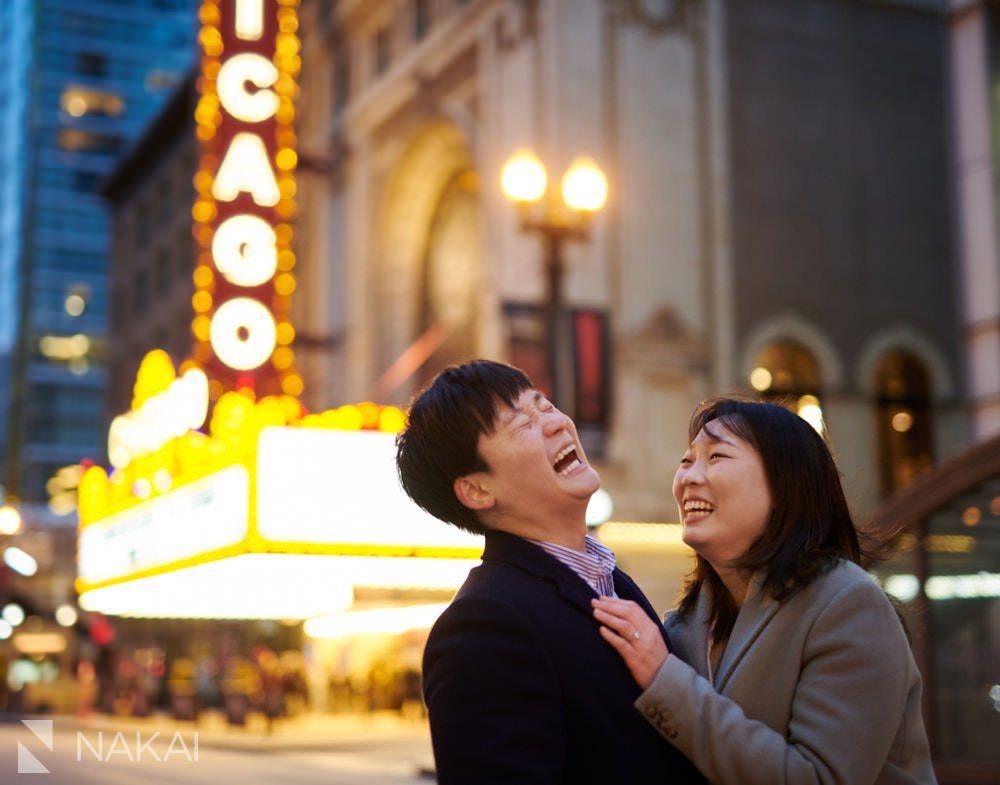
left=209, top=298, right=277, bottom=371
left=217, top=53, right=279, bottom=123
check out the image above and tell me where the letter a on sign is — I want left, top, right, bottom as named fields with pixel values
left=212, top=132, right=281, bottom=207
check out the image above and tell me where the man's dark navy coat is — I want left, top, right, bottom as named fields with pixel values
left=423, top=529, right=704, bottom=784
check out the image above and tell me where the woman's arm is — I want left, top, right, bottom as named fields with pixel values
left=597, top=577, right=919, bottom=785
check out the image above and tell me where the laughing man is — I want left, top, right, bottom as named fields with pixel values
left=396, top=360, right=701, bottom=784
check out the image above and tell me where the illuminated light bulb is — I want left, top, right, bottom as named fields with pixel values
left=2, top=603, right=25, bottom=626
left=891, top=411, right=913, bottom=433
left=212, top=214, right=278, bottom=286
left=586, top=488, right=614, bottom=526
left=234, top=0, right=264, bottom=41
left=0, top=621, right=10, bottom=640
left=192, top=315, right=212, bottom=342
left=210, top=297, right=277, bottom=371
left=378, top=407, right=406, bottom=433
left=192, top=291, right=213, bottom=313
left=193, top=170, right=213, bottom=193
left=212, top=132, right=281, bottom=207
left=192, top=199, right=216, bottom=223
left=55, top=605, right=78, bottom=627
left=193, top=265, right=213, bottom=288
left=64, top=93, right=87, bottom=117
left=561, top=157, right=608, bottom=212
left=358, top=402, right=380, bottom=429
left=69, top=334, right=90, bottom=356
left=272, top=347, right=294, bottom=370
left=501, top=150, right=547, bottom=203
left=275, top=148, right=297, bottom=170
left=274, top=273, right=296, bottom=296
left=796, top=395, right=825, bottom=434
left=0, top=505, right=22, bottom=535
left=275, top=321, right=295, bottom=345
left=153, top=469, right=173, bottom=493
left=334, top=405, right=363, bottom=430
left=4, top=549, right=36, bottom=577
left=217, top=53, right=279, bottom=122
left=133, top=478, right=152, bottom=499
left=750, top=367, right=772, bottom=392
left=65, top=294, right=86, bottom=316
left=281, top=374, right=303, bottom=397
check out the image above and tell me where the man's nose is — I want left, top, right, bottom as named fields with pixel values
left=542, top=408, right=570, bottom=436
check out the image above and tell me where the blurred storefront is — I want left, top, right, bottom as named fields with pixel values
left=868, top=435, right=1000, bottom=784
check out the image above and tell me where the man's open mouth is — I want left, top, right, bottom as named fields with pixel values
left=552, top=444, right=582, bottom=475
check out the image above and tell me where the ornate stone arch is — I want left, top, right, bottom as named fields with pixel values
left=740, top=312, right=844, bottom=391
left=373, top=120, right=482, bottom=377
left=856, top=324, right=954, bottom=401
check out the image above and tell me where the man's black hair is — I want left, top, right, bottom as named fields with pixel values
left=395, top=360, right=533, bottom=534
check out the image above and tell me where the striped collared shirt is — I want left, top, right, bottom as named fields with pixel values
left=529, top=535, right=618, bottom=598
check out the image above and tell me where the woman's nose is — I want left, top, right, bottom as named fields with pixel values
left=681, top=462, right=705, bottom=485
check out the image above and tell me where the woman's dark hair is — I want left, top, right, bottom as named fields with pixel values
left=395, top=360, right=533, bottom=535
left=677, top=395, right=862, bottom=646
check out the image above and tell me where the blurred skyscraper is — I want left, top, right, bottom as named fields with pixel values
left=0, top=0, right=196, bottom=504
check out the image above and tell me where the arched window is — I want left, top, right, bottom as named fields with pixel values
left=748, top=339, right=825, bottom=433
left=874, top=350, right=933, bottom=496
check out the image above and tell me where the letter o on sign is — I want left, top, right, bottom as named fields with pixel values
left=209, top=297, right=277, bottom=371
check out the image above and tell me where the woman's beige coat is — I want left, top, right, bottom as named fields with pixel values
left=635, top=560, right=936, bottom=785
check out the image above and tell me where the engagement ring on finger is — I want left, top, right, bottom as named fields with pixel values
left=633, top=631, right=641, bottom=641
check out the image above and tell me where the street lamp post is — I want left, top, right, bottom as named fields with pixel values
left=500, top=150, right=608, bottom=409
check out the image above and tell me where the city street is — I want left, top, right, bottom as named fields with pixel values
left=0, top=715, right=435, bottom=784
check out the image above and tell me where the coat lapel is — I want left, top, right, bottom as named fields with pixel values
left=664, top=583, right=713, bottom=680
left=713, top=572, right=780, bottom=692
left=482, top=530, right=598, bottom=620
left=614, top=569, right=669, bottom=644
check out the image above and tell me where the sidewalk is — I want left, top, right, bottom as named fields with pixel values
left=6, top=708, right=434, bottom=765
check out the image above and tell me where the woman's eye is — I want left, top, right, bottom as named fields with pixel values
left=679, top=457, right=692, bottom=465
left=709, top=453, right=727, bottom=460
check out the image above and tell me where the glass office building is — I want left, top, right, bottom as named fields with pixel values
left=0, top=0, right=196, bottom=503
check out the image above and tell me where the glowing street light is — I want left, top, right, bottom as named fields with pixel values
left=500, top=149, right=608, bottom=408
left=500, top=150, right=547, bottom=204
left=0, top=505, right=21, bottom=535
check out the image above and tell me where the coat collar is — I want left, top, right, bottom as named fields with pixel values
left=482, top=529, right=663, bottom=633
left=713, top=571, right=780, bottom=691
left=667, top=572, right=781, bottom=690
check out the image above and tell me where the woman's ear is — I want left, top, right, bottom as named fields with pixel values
left=454, top=474, right=495, bottom=512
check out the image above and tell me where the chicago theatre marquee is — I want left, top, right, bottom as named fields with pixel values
left=77, top=0, right=484, bottom=636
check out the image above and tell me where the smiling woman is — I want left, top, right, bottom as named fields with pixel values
left=592, top=395, right=938, bottom=785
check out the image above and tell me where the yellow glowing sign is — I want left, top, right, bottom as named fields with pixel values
left=108, top=352, right=209, bottom=469
left=194, top=0, right=300, bottom=393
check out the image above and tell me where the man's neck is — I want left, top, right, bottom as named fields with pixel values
left=488, top=516, right=588, bottom=551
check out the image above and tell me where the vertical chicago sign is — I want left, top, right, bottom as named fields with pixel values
left=192, top=0, right=301, bottom=398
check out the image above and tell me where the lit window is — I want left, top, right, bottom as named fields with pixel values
left=60, top=87, right=125, bottom=118
left=751, top=340, right=825, bottom=434
left=874, top=350, right=933, bottom=496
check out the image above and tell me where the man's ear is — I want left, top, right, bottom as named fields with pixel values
left=454, top=473, right=496, bottom=512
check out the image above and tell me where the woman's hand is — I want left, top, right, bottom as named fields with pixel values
left=592, top=597, right=668, bottom=690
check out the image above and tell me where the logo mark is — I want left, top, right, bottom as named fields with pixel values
left=18, top=719, right=53, bottom=774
